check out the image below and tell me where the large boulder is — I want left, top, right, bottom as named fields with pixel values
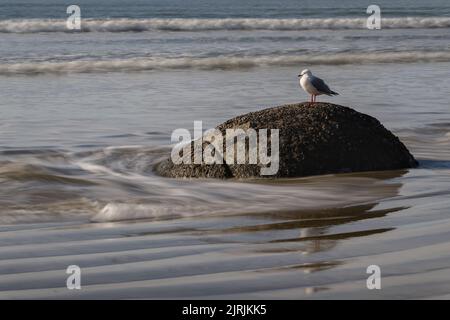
left=154, top=102, right=418, bottom=179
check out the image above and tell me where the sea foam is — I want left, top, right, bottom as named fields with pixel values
left=1, top=17, right=450, bottom=33
left=1, top=51, right=450, bottom=75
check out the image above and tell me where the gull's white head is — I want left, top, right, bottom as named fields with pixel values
left=298, top=69, right=312, bottom=78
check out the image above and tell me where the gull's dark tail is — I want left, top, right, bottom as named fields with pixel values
left=325, top=90, right=339, bottom=96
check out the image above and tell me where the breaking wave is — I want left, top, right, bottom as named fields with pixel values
left=1, top=17, right=450, bottom=33
left=2, top=51, right=450, bottom=74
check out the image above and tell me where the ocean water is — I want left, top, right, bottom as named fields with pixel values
left=1, top=0, right=450, bottom=299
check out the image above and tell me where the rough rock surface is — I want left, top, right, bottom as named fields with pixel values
left=154, top=102, right=418, bottom=179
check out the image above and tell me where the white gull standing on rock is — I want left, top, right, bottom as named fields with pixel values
left=298, top=69, right=339, bottom=103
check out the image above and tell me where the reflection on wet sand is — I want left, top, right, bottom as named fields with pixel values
left=196, top=206, right=403, bottom=259
left=191, top=170, right=407, bottom=256
left=258, top=260, right=342, bottom=274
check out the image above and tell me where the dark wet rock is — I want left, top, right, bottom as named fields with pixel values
left=154, top=102, right=418, bottom=179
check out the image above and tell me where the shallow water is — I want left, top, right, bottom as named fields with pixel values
left=1, top=64, right=450, bottom=299
left=1, top=0, right=450, bottom=299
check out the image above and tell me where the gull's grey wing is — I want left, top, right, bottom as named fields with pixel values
left=311, top=76, right=338, bottom=95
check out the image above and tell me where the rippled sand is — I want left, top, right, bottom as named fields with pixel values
left=1, top=163, right=450, bottom=299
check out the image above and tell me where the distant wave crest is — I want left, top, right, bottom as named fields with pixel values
left=2, top=51, right=450, bottom=74
left=1, top=17, right=450, bottom=33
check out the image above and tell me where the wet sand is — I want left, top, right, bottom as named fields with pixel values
left=1, top=165, right=450, bottom=299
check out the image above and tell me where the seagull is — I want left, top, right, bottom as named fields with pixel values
left=298, top=69, right=339, bottom=103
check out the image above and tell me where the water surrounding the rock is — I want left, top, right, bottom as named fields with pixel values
left=1, top=0, right=450, bottom=299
